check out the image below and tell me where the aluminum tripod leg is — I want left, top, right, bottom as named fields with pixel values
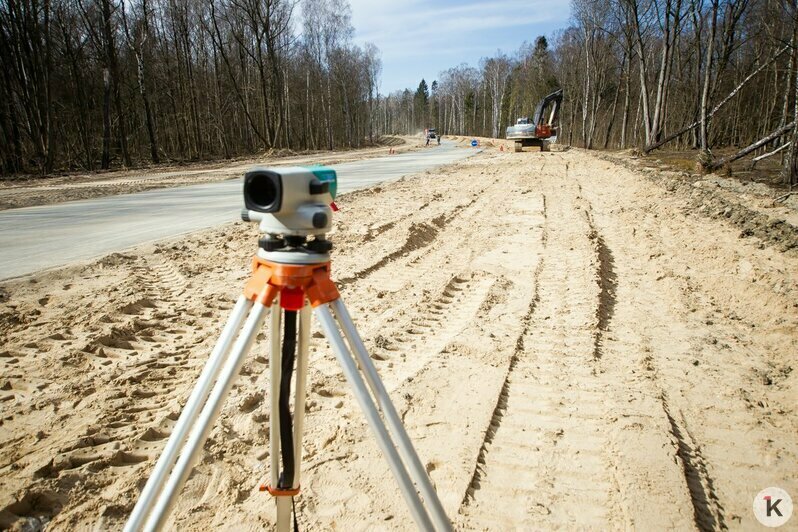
left=124, top=296, right=252, bottom=532
left=330, top=299, right=451, bottom=532
left=314, top=303, right=438, bottom=531
left=272, top=304, right=311, bottom=532
left=271, top=300, right=289, bottom=529
left=142, top=301, right=271, bottom=532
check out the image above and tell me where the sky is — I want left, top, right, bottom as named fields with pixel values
left=348, top=0, right=572, bottom=94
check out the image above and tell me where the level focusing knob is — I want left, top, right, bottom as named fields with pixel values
left=309, top=179, right=329, bottom=195
left=312, top=212, right=328, bottom=228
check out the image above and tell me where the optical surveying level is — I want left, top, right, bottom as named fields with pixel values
left=124, top=166, right=452, bottom=531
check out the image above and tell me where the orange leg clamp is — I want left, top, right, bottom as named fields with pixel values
left=259, top=483, right=301, bottom=497
left=242, top=256, right=340, bottom=307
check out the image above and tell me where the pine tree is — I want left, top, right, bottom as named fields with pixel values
left=414, top=79, right=430, bottom=128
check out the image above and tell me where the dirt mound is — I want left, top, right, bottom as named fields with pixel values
left=377, top=135, right=406, bottom=146
left=593, top=150, right=798, bottom=253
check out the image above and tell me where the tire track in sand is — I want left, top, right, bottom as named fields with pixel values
left=459, top=162, right=628, bottom=529
left=563, top=151, right=798, bottom=529
left=294, top=158, right=547, bottom=529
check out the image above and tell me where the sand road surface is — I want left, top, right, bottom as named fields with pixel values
left=0, top=148, right=796, bottom=530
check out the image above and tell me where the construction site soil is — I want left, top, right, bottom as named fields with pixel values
left=1, top=146, right=796, bottom=530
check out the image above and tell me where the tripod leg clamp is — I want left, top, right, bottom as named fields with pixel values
left=260, top=484, right=301, bottom=497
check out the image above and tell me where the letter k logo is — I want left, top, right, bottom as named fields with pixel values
left=766, top=496, right=783, bottom=518
left=755, top=488, right=792, bottom=527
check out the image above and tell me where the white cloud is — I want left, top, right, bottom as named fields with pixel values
left=351, top=0, right=566, bottom=44
left=347, top=0, right=570, bottom=91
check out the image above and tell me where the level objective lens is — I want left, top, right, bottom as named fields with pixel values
left=244, top=170, right=282, bottom=212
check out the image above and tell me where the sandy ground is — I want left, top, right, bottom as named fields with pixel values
left=0, top=147, right=796, bottom=530
left=0, top=137, right=419, bottom=211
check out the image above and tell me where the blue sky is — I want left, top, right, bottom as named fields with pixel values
left=348, top=0, right=572, bottom=94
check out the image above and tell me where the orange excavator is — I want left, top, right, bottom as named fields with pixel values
left=506, top=89, right=563, bottom=152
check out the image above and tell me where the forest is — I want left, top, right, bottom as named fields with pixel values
left=0, top=0, right=381, bottom=174
left=1, top=0, right=796, bottom=185
left=385, top=0, right=797, bottom=184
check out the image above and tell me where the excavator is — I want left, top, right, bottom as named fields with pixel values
left=506, top=88, right=563, bottom=152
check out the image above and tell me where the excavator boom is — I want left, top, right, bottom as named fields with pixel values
left=531, top=89, right=563, bottom=130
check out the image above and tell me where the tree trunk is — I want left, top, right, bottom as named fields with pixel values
left=208, top=1, right=267, bottom=148
left=621, top=47, right=631, bottom=149
left=699, top=0, right=718, bottom=151
left=325, top=74, right=333, bottom=150
left=102, top=67, right=111, bottom=169
left=64, top=28, right=93, bottom=169
left=101, top=0, right=131, bottom=167
left=604, top=60, right=622, bottom=149
left=709, top=121, right=795, bottom=170
left=122, top=0, right=160, bottom=163
left=583, top=29, right=591, bottom=147
left=630, top=0, right=652, bottom=145
left=210, top=39, right=230, bottom=158
left=787, top=12, right=798, bottom=188
left=649, top=0, right=680, bottom=145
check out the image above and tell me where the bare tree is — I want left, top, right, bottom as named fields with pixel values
left=122, top=0, right=160, bottom=162
left=481, top=53, right=512, bottom=138
left=1, top=0, right=794, bottom=176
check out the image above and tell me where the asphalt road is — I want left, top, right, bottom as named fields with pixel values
left=0, top=142, right=478, bottom=280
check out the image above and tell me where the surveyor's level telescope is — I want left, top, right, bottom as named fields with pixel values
left=124, top=166, right=452, bottom=531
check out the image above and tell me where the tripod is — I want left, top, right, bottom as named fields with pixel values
left=124, top=244, right=452, bottom=531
